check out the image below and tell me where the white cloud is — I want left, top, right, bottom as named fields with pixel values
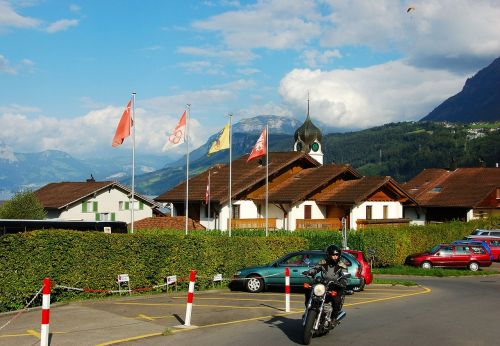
left=45, top=18, right=79, bottom=33
left=301, top=49, right=342, bottom=68
left=192, top=0, right=321, bottom=50
left=0, top=54, right=16, bottom=74
left=177, top=46, right=255, bottom=64
left=0, top=0, right=40, bottom=30
left=178, top=60, right=225, bottom=75
left=279, top=60, right=466, bottom=129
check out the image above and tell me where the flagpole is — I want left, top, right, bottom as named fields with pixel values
left=265, top=123, right=269, bottom=237
left=131, top=92, right=136, bottom=234
left=185, top=104, right=190, bottom=236
left=228, top=114, right=232, bottom=237
left=208, top=169, right=211, bottom=231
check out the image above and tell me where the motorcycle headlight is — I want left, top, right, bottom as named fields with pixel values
left=313, top=284, right=326, bottom=296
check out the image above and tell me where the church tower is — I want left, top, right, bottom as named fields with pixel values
left=293, top=98, right=323, bottom=164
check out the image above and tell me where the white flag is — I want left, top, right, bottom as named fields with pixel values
left=163, top=111, right=186, bottom=151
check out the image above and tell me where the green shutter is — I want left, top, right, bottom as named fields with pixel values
left=95, top=213, right=101, bottom=221
left=93, top=201, right=98, bottom=212
left=139, top=201, right=144, bottom=210
left=111, top=212, right=116, bottom=221
left=125, top=201, right=129, bottom=210
left=82, top=201, right=87, bottom=212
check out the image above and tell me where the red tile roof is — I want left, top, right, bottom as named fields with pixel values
left=155, top=152, right=320, bottom=204
left=134, top=216, right=205, bottom=230
left=35, top=181, right=158, bottom=209
left=403, top=168, right=500, bottom=207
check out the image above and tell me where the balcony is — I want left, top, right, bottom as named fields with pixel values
left=356, top=218, right=410, bottom=229
left=229, top=218, right=277, bottom=230
left=296, top=218, right=342, bottom=230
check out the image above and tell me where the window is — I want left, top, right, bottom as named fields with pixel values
left=82, top=201, right=98, bottom=213
left=366, top=206, right=372, bottom=220
left=119, top=201, right=130, bottom=211
left=431, top=186, right=442, bottom=193
left=232, top=204, right=240, bottom=219
left=257, top=204, right=262, bottom=217
left=471, top=246, right=486, bottom=254
left=455, top=246, right=470, bottom=255
left=438, top=246, right=453, bottom=256
left=383, top=205, right=388, bottom=219
left=304, top=205, right=311, bottom=219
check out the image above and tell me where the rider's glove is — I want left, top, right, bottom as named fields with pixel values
left=302, top=271, right=310, bottom=276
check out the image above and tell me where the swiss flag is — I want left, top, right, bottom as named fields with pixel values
left=247, top=127, right=266, bottom=162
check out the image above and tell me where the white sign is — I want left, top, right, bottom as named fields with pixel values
left=213, top=274, right=223, bottom=282
left=104, top=227, right=111, bottom=234
left=117, top=274, right=130, bottom=283
left=166, top=275, right=177, bottom=285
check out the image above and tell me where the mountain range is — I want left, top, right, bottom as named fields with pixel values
left=1, top=57, right=499, bottom=199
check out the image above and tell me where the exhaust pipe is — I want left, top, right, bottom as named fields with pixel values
left=336, top=310, right=346, bottom=322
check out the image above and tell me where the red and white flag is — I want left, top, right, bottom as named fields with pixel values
left=163, top=111, right=186, bottom=151
left=112, top=99, right=132, bottom=147
left=205, top=171, right=210, bottom=204
left=247, top=127, right=267, bottom=162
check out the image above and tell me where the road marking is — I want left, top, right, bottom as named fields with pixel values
left=0, top=332, right=33, bottom=338
left=170, top=296, right=305, bottom=303
left=138, top=314, right=154, bottom=321
left=115, top=302, right=287, bottom=310
left=98, top=285, right=432, bottom=345
left=26, top=329, right=40, bottom=339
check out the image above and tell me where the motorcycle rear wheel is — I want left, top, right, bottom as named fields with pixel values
left=303, top=309, right=318, bottom=345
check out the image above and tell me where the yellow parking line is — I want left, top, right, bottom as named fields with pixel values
left=101, top=285, right=431, bottom=345
left=0, top=332, right=32, bottom=338
left=116, top=302, right=285, bottom=310
left=138, top=314, right=154, bottom=321
left=171, top=296, right=304, bottom=303
left=26, top=329, right=40, bottom=339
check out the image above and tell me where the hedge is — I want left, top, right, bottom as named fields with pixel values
left=1, top=217, right=498, bottom=312
left=0, top=230, right=306, bottom=313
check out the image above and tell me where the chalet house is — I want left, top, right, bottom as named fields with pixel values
left=403, top=168, right=500, bottom=224
left=34, top=181, right=160, bottom=224
left=156, top=110, right=416, bottom=231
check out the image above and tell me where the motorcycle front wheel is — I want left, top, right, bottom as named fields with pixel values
left=302, top=309, right=318, bottom=345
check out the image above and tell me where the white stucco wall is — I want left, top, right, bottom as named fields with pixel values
left=50, top=188, right=153, bottom=224
left=404, top=207, right=426, bottom=225
left=288, top=201, right=325, bottom=231
left=350, top=201, right=403, bottom=230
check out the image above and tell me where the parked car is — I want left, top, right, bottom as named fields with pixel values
left=469, top=229, right=500, bottom=237
left=343, top=249, right=373, bottom=291
left=405, top=243, right=492, bottom=271
left=231, top=250, right=363, bottom=293
left=452, top=240, right=494, bottom=261
left=464, top=237, right=500, bottom=262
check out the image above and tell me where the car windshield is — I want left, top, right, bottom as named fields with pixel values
left=428, top=245, right=441, bottom=254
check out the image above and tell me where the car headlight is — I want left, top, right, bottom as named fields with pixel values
left=235, top=271, right=241, bottom=276
left=313, top=284, right=326, bottom=296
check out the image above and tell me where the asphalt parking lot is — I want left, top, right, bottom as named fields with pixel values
left=0, top=284, right=430, bottom=345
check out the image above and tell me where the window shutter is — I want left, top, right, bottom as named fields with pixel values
left=95, top=213, right=101, bottom=221
left=125, top=201, right=129, bottom=210
left=82, top=201, right=87, bottom=213
left=139, top=201, right=144, bottom=210
left=111, top=212, right=116, bottom=221
left=93, top=201, right=98, bottom=212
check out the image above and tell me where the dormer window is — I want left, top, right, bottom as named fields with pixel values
left=431, top=186, right=442, bottom=193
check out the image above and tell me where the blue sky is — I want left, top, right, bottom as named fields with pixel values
left=1, top=0, right=500, bottom=158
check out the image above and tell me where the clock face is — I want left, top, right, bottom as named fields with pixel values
left=311, top=142, right=320, bottom=152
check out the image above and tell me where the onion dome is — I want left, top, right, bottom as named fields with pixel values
left=294, top=113, right=322, bottom=153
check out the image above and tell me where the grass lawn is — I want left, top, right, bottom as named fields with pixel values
left=373, top=265, right=500, bottom=277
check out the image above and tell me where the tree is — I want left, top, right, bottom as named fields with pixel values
left=0, top=190, right=46, bottom=219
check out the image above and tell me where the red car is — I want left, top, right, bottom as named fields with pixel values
left=343, top=249, right=373, bottom=291
left=465, top=237, right=500, bottom=262
left=405, top=243, right=492, bottom=271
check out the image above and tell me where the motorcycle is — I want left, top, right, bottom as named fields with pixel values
left=302, top=269, right=350, bottom=345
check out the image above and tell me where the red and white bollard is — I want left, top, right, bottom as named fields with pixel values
left=184, top=270, right=196, bottom=326
left=285, top=267, right=290, bottom=312
left=41, top=277, right=51, bottom=346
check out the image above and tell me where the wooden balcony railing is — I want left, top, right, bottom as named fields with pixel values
left=356, top=218, right=410, bottom=229
left=229, top=218, right=277, bottom=230
left=296, top=218, right=342, bottom=230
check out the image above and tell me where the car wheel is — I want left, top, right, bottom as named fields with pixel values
left=245, top=275, right=264, bottom=293
left=468, top=262, right=479, bottom=271
left=421, top=261, right=432, bottom=269
left=352, top=278, right=365, bottom=292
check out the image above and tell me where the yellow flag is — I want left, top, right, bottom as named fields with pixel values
left=208, top=123, right=230, bottom=156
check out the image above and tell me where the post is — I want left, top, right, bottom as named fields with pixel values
left=40, top=278, right=51, bottom=346
left=285, top=267, right=290, bottom=312
left=184, top=270, right=196, bottom=326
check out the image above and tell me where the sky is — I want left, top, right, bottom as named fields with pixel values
left=1, top=0, right=500, bottom=159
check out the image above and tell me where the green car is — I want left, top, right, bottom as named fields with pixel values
left=231, top=250, right=363, bottom=293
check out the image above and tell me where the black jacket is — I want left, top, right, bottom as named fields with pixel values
left=304, top=260, right=348, bottom=288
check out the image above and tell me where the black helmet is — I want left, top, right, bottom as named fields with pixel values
left=325, top=244, right=341, bottom=265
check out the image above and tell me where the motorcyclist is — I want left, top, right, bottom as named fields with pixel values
left=302, top=244, right=348, bottom=324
